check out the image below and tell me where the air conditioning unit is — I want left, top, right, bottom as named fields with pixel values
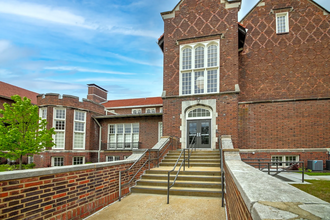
left=307, top=160, right=323, bottom=171
left=326, top=160, right=330, bottom=171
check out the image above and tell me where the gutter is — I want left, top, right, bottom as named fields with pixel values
left=93, top=117, right=102, bottom=163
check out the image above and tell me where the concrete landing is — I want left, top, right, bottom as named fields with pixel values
left=85, top=194, right=225, bottom=220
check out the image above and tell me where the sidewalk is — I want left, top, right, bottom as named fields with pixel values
left=86, top=194, right=226, bottom=220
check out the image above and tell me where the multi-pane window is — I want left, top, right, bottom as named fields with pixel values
left=52, top=157, right=64, bottom=166
left=182, top=48, right=192, bottom=70
left=180, top=40, right=219, bottom=96
left=271, top=156, right=298, bottom=167
left=146, top=108, right=156, bottom=114
left=73, top=111, right=86, bottom=149
left=132, top=109, right=142, bottom=114
left=40, top=108, right=47, bottom=119
left=53, top=108, right=66, bottom=149
left=73, top=156, right=84, bottom=165
left=108, top=124, right=139, bottom=149
left=188, top=108, right=211, bottom=118
left=107, top=156, right=121, bottom=162
left=276, top=12, right=289, bottom=34
left=160, top=107, right=163, bottom=113
left=28, top=156, right=34, bottom=164
left=158, top=122, right=163, bottom=140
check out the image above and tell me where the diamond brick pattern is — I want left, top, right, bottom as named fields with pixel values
left=239, top=0, right=330, bottom=101
left=163, top=0, right=239, bottom=96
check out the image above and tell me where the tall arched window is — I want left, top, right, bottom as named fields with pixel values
left=195, top=46, right=204, bottom=68
left=180, top=40, right=219, bottom=96
left=182, top=48, right=192, bottom=70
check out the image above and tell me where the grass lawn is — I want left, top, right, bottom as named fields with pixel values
left=291, top=180, right=330, bottom=203
left=305, top=172, right=330, bottom=176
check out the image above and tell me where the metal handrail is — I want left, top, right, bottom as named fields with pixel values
left=219, top=136, right=224, bottom=207
left=243, top=159, right=305, bottom=183
left=119, top=149, right=150, bottom=201
left=167, top=149, right=186, bottom=204
left=187, top=135, right=197, bottom=168
left=119, top=137, right=175, bottom=201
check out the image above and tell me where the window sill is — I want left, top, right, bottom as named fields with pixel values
left=276, top=32, right=289, bottom=35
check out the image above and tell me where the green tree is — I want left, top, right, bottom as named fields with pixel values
left=0, top=95, right=55, bottom=170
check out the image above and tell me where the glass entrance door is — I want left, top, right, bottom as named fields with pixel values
left=187, top=120, right=211, bottom=148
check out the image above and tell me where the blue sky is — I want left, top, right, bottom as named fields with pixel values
left=0, top=0, right=329, bottom=100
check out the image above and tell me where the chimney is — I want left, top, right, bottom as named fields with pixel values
left=87, top=84, right=108, bottom=103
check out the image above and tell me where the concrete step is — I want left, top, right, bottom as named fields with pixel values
left=131, top=185, right=222, bottom=197
left=136, top=179, right=221, bottom=189
left=145, top=170, right=221, bottom=176
left=141, top=174, right=221, bottom=182
left=168, top=151, right=220, bottom=155
left=162, top=159, right=220, bottom=163
left=165, top=155, right=220, bottom=159
left=159, top=162, right=220, bottom=167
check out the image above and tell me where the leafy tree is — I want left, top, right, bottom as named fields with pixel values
left=0, top=95, right=55, bottom=170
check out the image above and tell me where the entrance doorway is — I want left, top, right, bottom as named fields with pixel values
left=187, top=120, right=211, bottom=148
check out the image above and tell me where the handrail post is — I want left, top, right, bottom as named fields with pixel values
left=119, top=171, right=122, bottom=202
left=167, top=172, right=170, bottom=204
left=302, top=161, right=304, bottom=183
left=184, top=150, right=186, bottom=171
left=148, top=149, right=150, bottom=170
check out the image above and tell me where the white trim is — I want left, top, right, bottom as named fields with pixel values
left=88, top=93, right=107, bottom=101
left=225, top=2, right=241, bottom=9
left=276, top=12, right=289, bottom=34
left=271, top=155, right=299, bottom=168
left=132, top=109, right=142, bottom=114
left=39, top=107, right=47, bottom=119
left=146, top=108, right=156, bottom=114
left=106, top=104, right=163, bottom=110
left=53, top=108, right=66, bottom=150
left=158, top=122, right=163, bottom=141
left=73, top=110, right=86, bottom=150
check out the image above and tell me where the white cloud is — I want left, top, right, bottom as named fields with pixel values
left=107, top=52, right=162, bottom=67
left=0, top=40, right=35, bottom=64
left=44, top=66, right=135, bottom=75
left=0, top=0, right=96, bottom=29
left=75, top=77, right=155, bottom=85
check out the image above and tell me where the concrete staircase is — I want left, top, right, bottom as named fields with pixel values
left=131, top=150, right=222, bottom=197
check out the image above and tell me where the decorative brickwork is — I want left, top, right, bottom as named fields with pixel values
left=239, top=0, right=330, bottom=101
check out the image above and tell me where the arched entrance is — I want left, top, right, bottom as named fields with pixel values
left=186, top=107, right=212, bottom=148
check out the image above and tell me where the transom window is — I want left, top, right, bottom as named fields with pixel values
left=276, top=12, right=289, bottom=34
left=180, top=40, right=220, bottom=96
left=53, top=108, right=66, bottom=149
left=188, top=108, right=211, bottom=118
left=73, top=111, right=86, bottom=149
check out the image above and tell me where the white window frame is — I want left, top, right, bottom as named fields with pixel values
left=158, top=122, right=163, bottom=140
left=39, top=107, right=47, bottom=120
left=106, top=156, right=121, bottom=162
left=72, top=156, right=85, bottom=165
left=53, top=108, right=66, bottom=149
left=146, top=108, right=156, bottom=114
left=160, top=107, right=163, bottom=113
left=179, top=40, right=220, bottom=96
left=276, top=12, right=289, bottom=34
left=52, top=157, right=64, bottom=166
left=28, top=156, right=34, bottom=164
left=132, top=109, right=142, bottom=114
left=271, top=155, right=299, bottom=167
left=108, top=123, right=140, bottom=149
left=73, top=110, right=86, bottom=149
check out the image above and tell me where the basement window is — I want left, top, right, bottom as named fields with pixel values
left=107, top=156, right=121, bottom=162
left=52, top=157, right=64, bottom=166
left=271, top=155, right=298, bottom=167
left=73, top=156, right=85, bottom=165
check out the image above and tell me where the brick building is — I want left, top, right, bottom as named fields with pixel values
left=158, top=0, right=330, bottom=166
left=0, top=0, right=329, bottom=169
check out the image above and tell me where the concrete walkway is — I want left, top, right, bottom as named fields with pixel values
left=86, top=194, right=226, bottom=220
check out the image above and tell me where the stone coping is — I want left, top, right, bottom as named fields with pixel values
left=239, top=148, right=330, bottom=153
left=0, top=160, right=135, bottom=182
left=221, top=136, right=330, bottom=219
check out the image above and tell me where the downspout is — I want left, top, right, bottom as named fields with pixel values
left=93, top=117, right=102, bottom=163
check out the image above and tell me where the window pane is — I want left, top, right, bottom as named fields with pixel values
left=115, top=156, right=121, bottom=161
left=74, top=133, right=84, bottom=149
left=182, top=48, right=192, bottom=70
left=195, top=46, right=204, bottom=68
left=56, top=109, right=65, bottom=119
left=207, top=70, right=217, bottom=93
left=109, top=125, right=115, bottom=134
left=54, top=157, right=64, bottom=166
left=125, top=124, right=131, bottom=134
left=182, top=72, right=192, bottom=95
left=208, top=45, right=217, bottom=67
left=194, top=71, right=204, bottom=94
left=188, top=108, right=211, bottom=118
left=277, top=15, right=286, bottom=33
left=117, top=124, right=124, bottom=134
left=75, top=111, right=85, bottom=121
left=41, top=109, right=47, bottom=119
left=133, top=124, right=139, bottom=133
left=74, top=122, right=84, bottom=132
left=55, top=121, right=65, bottom=130
left=73, top=157, right=84, bottom=165
left=107, top=156, right=114, bottom=162
left=54, top=132, right=65, bottom=148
